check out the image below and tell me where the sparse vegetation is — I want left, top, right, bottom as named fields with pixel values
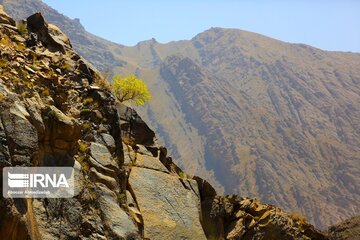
left=0, top=35, right=12, bottom=47
left=80, top=108, right=92, bottom=115
left=16, top=22, right=27, bottom=36
left=20, top=91, right=31, bottom=98
left=118, top=193, right=127, bottom=204
left=289, top=212, right=307, bottom=225
left=41, top=88, right=50, bottom=97
left=111, top=74, right=151, bottom=106
left=82, top=121, right=91, bottom=130
left=78, top=141, right=88, bottom=153
left=0, top=93, right=6, bottom=101
left=15, top=43, right=26, bottom=51
left=178, top=171, right=187, bottom=179
left=61, top=62, right=72, bottom=72
left=83, top=97, right=94, bottom=105
left=0, top=58, right=8, bottom=68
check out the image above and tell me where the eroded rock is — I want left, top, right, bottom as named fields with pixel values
left=128, top=166, right=206, bottom=240
left=117, top=103, right=156, bottom=146
left=96, top=184, right=140, bottom=239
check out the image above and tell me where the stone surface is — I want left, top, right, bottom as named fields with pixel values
left=0, top=118, right=10, bottom=167
left=89, top=142, right=118, bottom=172
left=100, top=133, right=116, bottom=151
left=96, top=184, right=140, bottom=239
left=89, top=167, right=118, bottom=191
left=0, top=101, right=38, bottom=165
left=117, top=103, right=156, bottom=146
left=129, top=166, right=206, bottom=240
left=134, top=153, right=169, bottom=172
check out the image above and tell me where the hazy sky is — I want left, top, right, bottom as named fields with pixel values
left=43, top=0, right=360, bottom=52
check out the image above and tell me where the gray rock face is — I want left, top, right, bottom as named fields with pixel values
left=0, top=101, right=38, bottom=165
left=128, top=166, right=206, bottom=240
left=89, top=142, right=118, bottom=172
left=96, top=184, right=140, bottom=239
left=100, top=133, right=116, bottom=151
left=0, top=111, right=10, bottom=166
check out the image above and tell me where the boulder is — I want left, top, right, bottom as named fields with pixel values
left=128, top=166, right=206, bottom=240
left=24, top=95, right=46, bottom=141
left=96, top=184, right=140, bottom=239
left=27, top=13, right=68, bottom=53
left=100, top=133, right=116, bottom=151
left=116, top=103, right=155, bottom=146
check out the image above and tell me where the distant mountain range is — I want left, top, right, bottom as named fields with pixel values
left=3, top=0, right=360, bottom=229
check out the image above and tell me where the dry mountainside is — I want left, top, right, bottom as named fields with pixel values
left=328, top=215, right=360, bottom=240
left=2, top=0, right=360, bottom=230
left=0, top=8, right=330, bottom=240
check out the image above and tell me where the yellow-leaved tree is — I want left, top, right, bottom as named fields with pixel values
left=111, top=74, right=151, bottom=106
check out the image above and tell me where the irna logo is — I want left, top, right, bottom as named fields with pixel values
left=8, top=172, right=69, bottom=188
left=3, top=167, right=75, bottom=198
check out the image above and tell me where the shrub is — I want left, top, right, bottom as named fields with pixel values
left=0, top=58, right=8, bottom=68
left=289, top=212, right=307, bottom=225
left=178, top=171, right=187, bottom=179
left=0, top=35, right=12, bottom=47
left=16, top=23, right=27, bottom=36
left=111, top=74, right=151, bottom=106
left=80, top=108, right=92, bottom=115
left=83, top=97, right=94, bottom=105
left=41, top=88, right=50, bottom=97
left=118, top=193, right=127, bottom=204
left=61, top=63, right=72, bottom=72
left=78, top=141, right=88, bottom=153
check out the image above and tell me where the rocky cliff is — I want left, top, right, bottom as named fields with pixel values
left=0, top=8, right=329, bottom=240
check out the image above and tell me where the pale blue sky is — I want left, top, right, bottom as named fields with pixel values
left=43, top=0, right=360, bottom=52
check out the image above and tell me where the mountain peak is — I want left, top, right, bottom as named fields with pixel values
left=135, top=37, right=158, bottom=46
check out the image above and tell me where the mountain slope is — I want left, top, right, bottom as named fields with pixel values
left=3, top=0, right=360, bottom=229
left=328, top=215, right=360, bottom=240
left=119, top=28, right=360, bottom=229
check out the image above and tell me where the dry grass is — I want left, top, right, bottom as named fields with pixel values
left=16, top=22, right=27, bottom=36
left=289, top=212, right=307, bottom=225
